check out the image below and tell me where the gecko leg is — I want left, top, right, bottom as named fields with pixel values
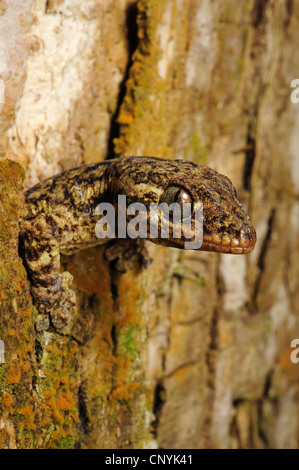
left=103, top=238, right=151, bottom=273
left=20, top=215, right=76, bottom=330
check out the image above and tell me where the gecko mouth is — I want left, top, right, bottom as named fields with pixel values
left=202, top=227, right=257, bottom=254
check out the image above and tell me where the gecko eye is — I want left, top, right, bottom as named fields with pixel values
left=160, top=185, right=193, bottom=220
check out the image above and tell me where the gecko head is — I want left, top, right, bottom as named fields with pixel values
left=110, top=157, right=257, bottom=254
left=186, top=165, right=257, bottom=254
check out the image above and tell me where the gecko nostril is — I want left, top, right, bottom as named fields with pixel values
left=239, top=225, right=257, bottom=247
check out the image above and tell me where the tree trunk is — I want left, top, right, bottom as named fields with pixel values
left=0, top=0, right=298, bottom=449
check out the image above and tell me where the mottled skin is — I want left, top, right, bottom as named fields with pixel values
left=20, top=157, right=256, bottom=330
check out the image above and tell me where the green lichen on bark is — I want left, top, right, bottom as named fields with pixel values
left=60, top=248, right=153, bottom=448
left=0, top=160, right=80, bottom=448
left=113, top=0, right=212, bottom=165
left=0, top=159, right=37, bottom=448
left=114, top=0, right=176, bottom=157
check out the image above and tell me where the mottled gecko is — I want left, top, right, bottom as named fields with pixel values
left=20, top=157, right=256, bottom=330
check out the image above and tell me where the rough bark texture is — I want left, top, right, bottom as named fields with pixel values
left=0, top=0, right=298, bottom=449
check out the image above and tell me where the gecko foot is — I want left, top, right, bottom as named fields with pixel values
left=32, top=272, right=77, bottom=330
left=50, top=272, right=77, bottom=329
left=104, top=238, right=152, bottom=273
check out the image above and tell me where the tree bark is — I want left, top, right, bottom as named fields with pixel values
left=0, top=0, right=298, bottom=449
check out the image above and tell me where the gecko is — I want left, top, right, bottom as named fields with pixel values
left=19, top=156, right=256, bottom=331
